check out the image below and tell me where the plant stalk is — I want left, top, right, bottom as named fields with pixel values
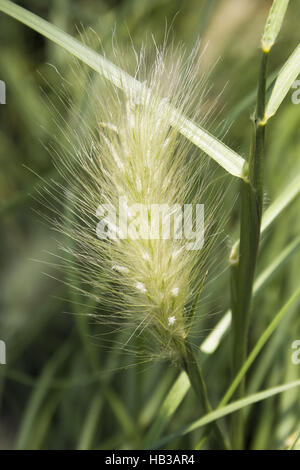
left=181, top=342, right=230, bottom=449
left=230, top=50, right=268, bottom=449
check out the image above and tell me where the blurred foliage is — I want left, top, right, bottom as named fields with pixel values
left=0, top=0, right=299, bottom=450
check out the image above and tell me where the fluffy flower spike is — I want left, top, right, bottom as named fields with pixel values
left=45, top=39, right=226, bottom=363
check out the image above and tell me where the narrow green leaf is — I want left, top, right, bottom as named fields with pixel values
left=219, top=285, right=300, bottom=407
left=261, top=173, right=300, bottom=232
left=0, top=0, right=246, bottom=178
left=202, top=234, right=300, bottom=355
left=289, top=430, right=300, bottom=450
left=77, top=395, right=103, bottom=450
left=169, top=110, right=246, bottom=178
left=261, top=0, right=290, bottom=53
left=253, top=236, right=300, bottom=293
left=29, top=393, right=62, bottom=450
left=150, top=380, right=300, bottom=448
left=200, top=311, right=231, bottom=355
left=16, top=342, right=71, bottom=449
left=106, top=389, right=139, bottom=442
left=264, top=44, right=300, bottom=122
left=138, top=369, right=175, bottom=429
left=143, top=371, right=190, bottom=446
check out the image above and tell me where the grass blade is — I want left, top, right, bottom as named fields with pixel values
left=261, top=173, right=300, bottom=232
left=150, top=380, right=300, bottom=448
left=143, top=371, right=190, bottom=446
left=220, top=285, right=300, bottom=407
left=77, top=395, right=103, bottom=450
left=16, top=341, right=71, bottom=449
left=253, top=236, right=300, bottom=293
left=261, top=0, right=290, bottom=53
left=202, top=235, right=300, bottom=355
left=264, top=44, right=300, bottom=122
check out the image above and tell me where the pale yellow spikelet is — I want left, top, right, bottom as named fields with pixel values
left=46, top=39, right=226, bottom=363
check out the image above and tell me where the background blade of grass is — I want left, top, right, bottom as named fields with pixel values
left=16, top=341, right=72, bottom=450
left=77, top=395, right=103, bottom=450
left=220, top=285, right=300, bottom=407
left=150, top=380, right=300, bottom=448
left=143, top=371, right=190, bottom=446
left=261, top=173, right=300, bottom=232
left=202, top=230, right=300, bottom=356
left=264, top=44, right=300, bottom=122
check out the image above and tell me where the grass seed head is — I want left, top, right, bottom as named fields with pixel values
left=44, top=39, right=227, bottom=364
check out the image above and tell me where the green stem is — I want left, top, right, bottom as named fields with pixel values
left=181, top=342, right=230, bottom=449
left=230, top=50, right=268, bottom=449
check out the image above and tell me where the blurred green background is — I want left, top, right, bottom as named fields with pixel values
left=0, top=0, right=299, bottom=450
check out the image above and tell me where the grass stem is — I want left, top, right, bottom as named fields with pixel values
left=181, top=343, right=230, bottom=449
left=230, top=50, right=268, bottom=449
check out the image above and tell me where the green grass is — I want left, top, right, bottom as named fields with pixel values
left=0, top=0, right=299, bottom=450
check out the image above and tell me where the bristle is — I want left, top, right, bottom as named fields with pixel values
left=46, top=40, right=226, bottom=363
